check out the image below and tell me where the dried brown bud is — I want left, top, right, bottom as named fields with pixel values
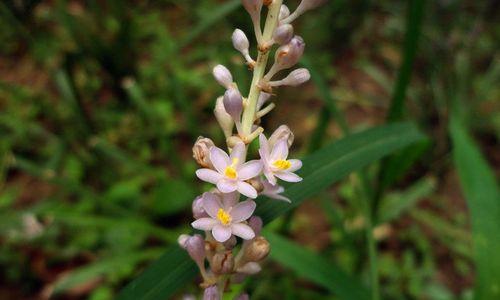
left=211, top=251, right=235, bottom=274
left=247, top=178, right=264, bottom=194
left=193, top=137, right=215, bottom=168
left=268, top=125, right=294, bottom=148
left=243, top=236, right=270, bottom=262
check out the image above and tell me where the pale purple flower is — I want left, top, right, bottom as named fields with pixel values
left=192, top=192, right=256, bottom=242
left=261, top=178, right=291, bottom=203
left=259, top=134, right=302, bottom=185
left=196, top=142, right=262, bottom=198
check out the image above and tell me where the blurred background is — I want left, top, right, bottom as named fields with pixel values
left=0, top=0, right=499, bottom=299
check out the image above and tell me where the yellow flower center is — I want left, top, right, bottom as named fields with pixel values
left=217, top=208, right=232, bottom=225
left=273, top=159, right=291, bottom=170
left=224, top=158, right=238, bottom=179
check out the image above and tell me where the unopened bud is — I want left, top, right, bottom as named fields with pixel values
left=232, top=29, right=250, bottom=55
left=279, top=5, right=290, bottom=20
left=186, top=234, right=206, bottom=265
left=214, top=96, right=234, bottom=137
left=269, top=125, right=294, bottom=147
left=177, top=234, right=190, bottom=249
left=248, top=178, right=264, bottom=194
left=236, top=262, right=262, bottom=275
left=193, top=137, right=215, bottom=168
left=274, top=36, right=305, bottom=70
left=248, top=216, right=263, bottom=236
left=192, top=195, right=208, bottom=219
left=257, top=92, right=271, bottom=110
left=203, top=285, right=220, bottom=300
left=211, top=251, right=235, bottom=274
left=244, top=236, right=270, bottom=262
left=273, top=24, right=294, bottom=45
left=242, top=0, right=263, bottom=20
left=272, top=68, right=310, bottom=87
left=223, top=235, right=237, bottom=249
left=213, top=65, right=233, bottom=89
left=223, top=88, right=243, bottom=120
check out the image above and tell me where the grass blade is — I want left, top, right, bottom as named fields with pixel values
left=266, top=231, right=371, bottom=300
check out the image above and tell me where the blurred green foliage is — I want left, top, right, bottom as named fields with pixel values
left=0, top=0, right=498, bottom=299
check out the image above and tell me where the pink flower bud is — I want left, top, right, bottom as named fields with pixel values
left=269, top=125, right=294, bottom=147
left=257, top=92, right=271, bottom=110
left=279, top=5, right=290, bottom=20
left=248, top=216, right=263, bottom=236
left=192, top=195, right=208, bottom=219
left=177, top=234, right=190, bottom=249
left=203, top=286, right=220, bottom=300
left=273, top=24, right=294, bottom=45
left=223, top=88, right=243, bottom=120
left=223, top=235, right=237, bottom=249
left=232, top=29, right=250, bottom=55
left=186, top=234, right=206, bottom=265
left=236, top=262, right=262, bottom=275
left=214, top=96, right=234, bottom=137
left=241, top=0, right=263, bottom=20
left=274, top=36, right=305, bottom=70
left=212, top=65, right=233, bottom=89
left=277, top=68, right=310, bottom=86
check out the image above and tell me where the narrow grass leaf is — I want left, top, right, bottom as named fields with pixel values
left=266, top=231, right=371, bottom=300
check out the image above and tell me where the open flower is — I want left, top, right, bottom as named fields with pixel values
left=260, top=178, right=291, bottom=203
left=196, top=142, right=262, bottom=198
left=192, top=192, right=256, bottom=242
left=259, top=134, right=302, bottom=185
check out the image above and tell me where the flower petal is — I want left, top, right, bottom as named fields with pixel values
left=230, top=200, right=256, bottom=222
left=264, top=170, right=277, bottom=186
left=192, top=218, right=218, bottom=230
left=275, top=172, right=302, bottom=182
left=287, top=159, right=302, bottom=172
left=196, top=168, right=223, bottom=184
left=230, top=142, right=246, bottom=166
left=231, top=223, right=255, bottom=240
left=259, top=134, right=270, bottom=157
left=212, top=224, right=232, bottom=242
left=217, top=179, right=238, bottom=193
left=264, top=191, right=291, bottom=203
left=237, top=160, right=262, bottom=180
left=270, top=138, right=289, bottom=161
left=202, top=192, right=222, bottom=218
left=221, top=191, right=239, bottom=209
left=237, top=181, right=258, bottom=198
left=210, top=146, right=230, bottom=173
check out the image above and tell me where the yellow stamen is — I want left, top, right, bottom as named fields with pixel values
left=224, top=158, right=239, bottom=179
left=217, top=208, right=232, bottom=225
left=273, top=159, right=291, bottom=170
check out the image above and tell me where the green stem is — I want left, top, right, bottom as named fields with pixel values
left=240, top=0, right=283, bottom=136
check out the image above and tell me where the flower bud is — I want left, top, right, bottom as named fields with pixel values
left=248, top=216, right=263, bottom=236
left=192, top=195, right=208, bottom=219
left=256, top=92, right=271, bottom=110
left=223, top=88, right=243, bottom=120
left=274, top=36, right=305, bottom=70
left=273, top=24, right=294, bottom=45
left=269, top=125, right=294, bottom=147
left=177, top=234, right=190, bottom=249
left=211, top=251, right=235, bottom=274
left=274, top=68, right=310, bottom=87
left=248, top=178, right=264, bottom=194
left=214, top=96, right=234, bottom=137
left=243, top=236, right=270, bottom=262
left=223, top=235, right=237, bottom=249
left=203, top=285, right=220, bottom=300
left=193, top=136, right=215, bottom=168
left=213, top=65, right=233, bottom=89
left=186, top=234, right=206, bottom=265
left=236, top=262, right=262, bottom=275
left=232, top=29, right=250, bottom=55
left=242, top=0, right=263, bottom=20
left=279, top=5, right=290, bottom=20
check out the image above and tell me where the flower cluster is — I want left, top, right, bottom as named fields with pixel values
left=179, top=0, right=326, bottom=298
